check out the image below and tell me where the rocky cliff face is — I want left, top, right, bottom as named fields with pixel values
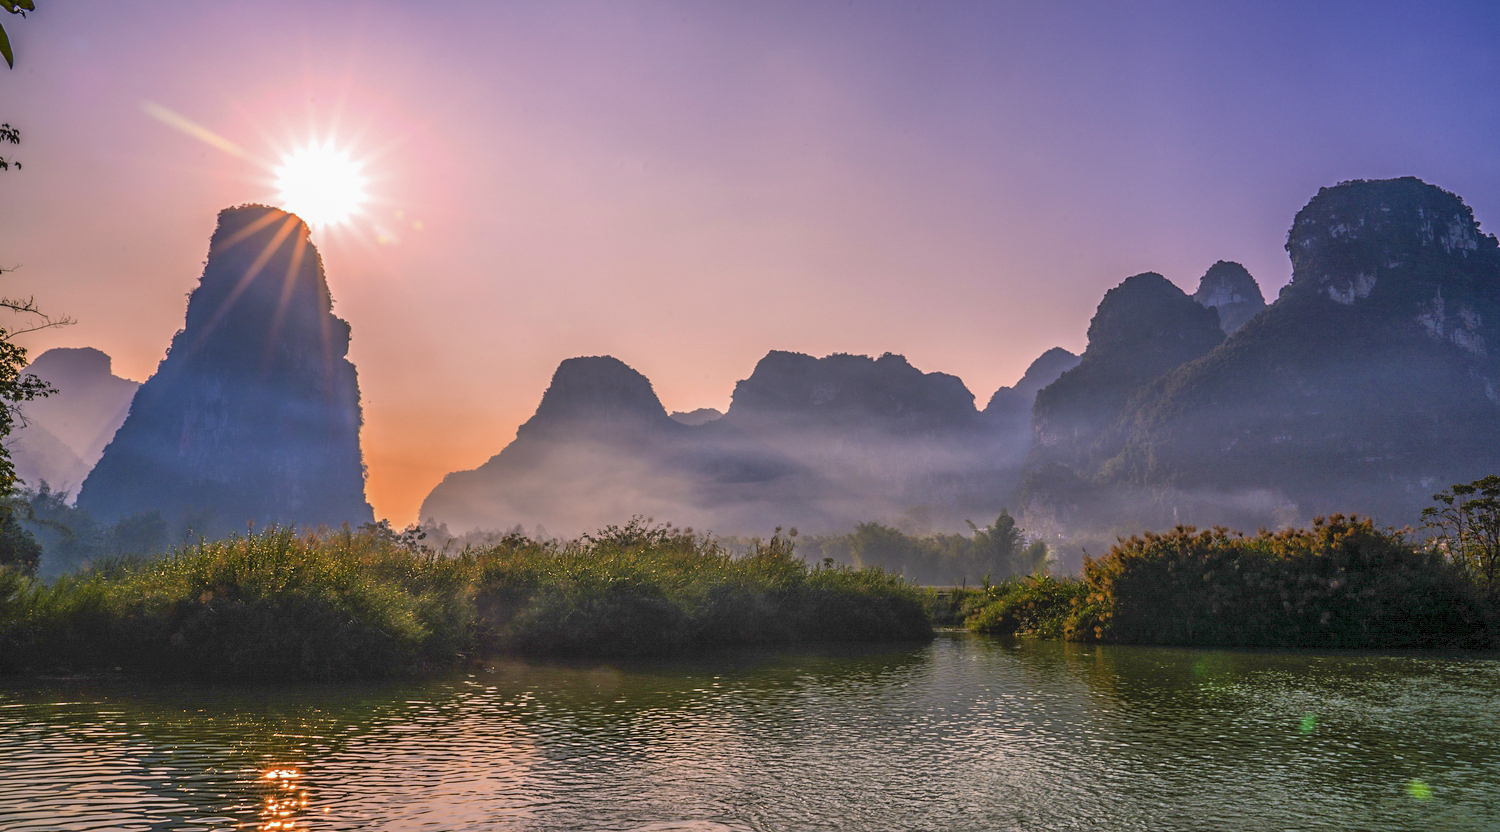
left=521, top=356, right=681, bottom=438
left=1096, top=177, right=1500, bottom=527
left=77, top=205, right=373, bottom=536
left=721, top=351, right=1004, bottom=526
left=11, top=347, right=139, bottom=494
left=1030, top=272, right=1224, bottom=468
left=976, top=347, right=1081, bottom=481
left=1193, top=261, right=1266, bottom=334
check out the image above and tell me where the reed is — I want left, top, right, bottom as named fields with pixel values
left=0, top=521, right=931, bottom=680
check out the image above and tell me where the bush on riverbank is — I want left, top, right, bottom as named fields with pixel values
left=0, top=521, right=930, bottom=680
left=1072, top=516, right=1489, bottom=648
left=965, top=576, right=1089, bottom=638
left=942, top=516, right=1493, bottom=648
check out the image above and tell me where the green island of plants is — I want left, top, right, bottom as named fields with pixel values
left=954, top=489, right=1500, bottom=649
left=0, top=520, right=930, bottom=681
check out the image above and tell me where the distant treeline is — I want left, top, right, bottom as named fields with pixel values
left=1, top=486, right=172, bottom=578
left=0, top=520, right=930, bottom=680
left=727, top=511, right=1051, bottom=587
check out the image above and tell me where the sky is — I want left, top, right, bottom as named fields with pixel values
left=2, top=0, right=1498, bottom=525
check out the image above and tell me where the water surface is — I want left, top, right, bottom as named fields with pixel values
left=2, top=635, right=1496, bottom=831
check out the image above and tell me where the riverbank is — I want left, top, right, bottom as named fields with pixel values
left=0, top=522, right=930, bottom=680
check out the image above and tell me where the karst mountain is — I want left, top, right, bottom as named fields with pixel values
left=77, top=205, right=374, bottom=537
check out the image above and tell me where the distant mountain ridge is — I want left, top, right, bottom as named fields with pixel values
left=1031, top=272, right=1224, bottom=471
left=10, top=347, right=139, bottom=494
left=420, top=177, right=1498, bottom=546
left=31, top=180, right=1489, bottom=552
left=1088, top=177, right=1500, bottom=524
left=420, top=351, right=1031, bottom=536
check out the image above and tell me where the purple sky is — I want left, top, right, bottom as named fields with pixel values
left=2, top=1, right=1498, bottom=523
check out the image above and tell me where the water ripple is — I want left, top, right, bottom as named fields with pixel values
left=1, top=639, right=1498, bottom=830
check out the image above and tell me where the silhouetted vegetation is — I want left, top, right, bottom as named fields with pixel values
left=0, top=519, right=930, bottom=680
left=0, top=1, right=36, bottom=70
left=935, top=490, right=1500, bottom=648
left=0, top=497, right=39, bottom=573
left=1424, top=475, right=1500, bottom=602
left=1071, top=516, right=1487, bottom=648
left=0, top=122, right=19, bottom=170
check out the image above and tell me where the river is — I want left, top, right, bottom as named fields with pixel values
left=1, top=634, right=1496, bottom=830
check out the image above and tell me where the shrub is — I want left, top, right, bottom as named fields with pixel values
left=0, top=528, right=460, bottom=679
left=966, top=576, right=1087, bottom=638
left=1072, top=516, right=1486, bottom=648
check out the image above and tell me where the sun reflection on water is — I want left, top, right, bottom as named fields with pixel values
left=259, top=766, right=310, bottom=830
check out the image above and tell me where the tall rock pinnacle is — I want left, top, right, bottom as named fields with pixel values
left=78, top=205, right=373, bottom=536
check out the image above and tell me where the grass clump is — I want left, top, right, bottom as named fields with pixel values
left=472, top=523, right=929, bottom=656
left=0, top=520, right=930, bottom=681
left=0, top=528, right=464, bottom=679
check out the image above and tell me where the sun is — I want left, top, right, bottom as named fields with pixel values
left=274, top=142, right=368, bottom=228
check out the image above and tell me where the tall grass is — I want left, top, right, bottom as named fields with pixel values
left=0, top=522, right=930, bottom=680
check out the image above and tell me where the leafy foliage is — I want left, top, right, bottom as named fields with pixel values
left=1424, top=475, right=1500, bottom=601
left=0, top=123, right=18, bottom=171
left=0, top=294, right=73, bottom=572
left=0, top=1, right=34, bottom=70
left=1072, top=517, right=1486, bottom=648
left=965, top=576, right=1088, bottom=638
left=0, top=496, right=39, bottom=572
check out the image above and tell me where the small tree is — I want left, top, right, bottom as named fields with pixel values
left=1423, top=476, right=1500, bottom=600
left=969, top=510, right=1051, bottom=577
